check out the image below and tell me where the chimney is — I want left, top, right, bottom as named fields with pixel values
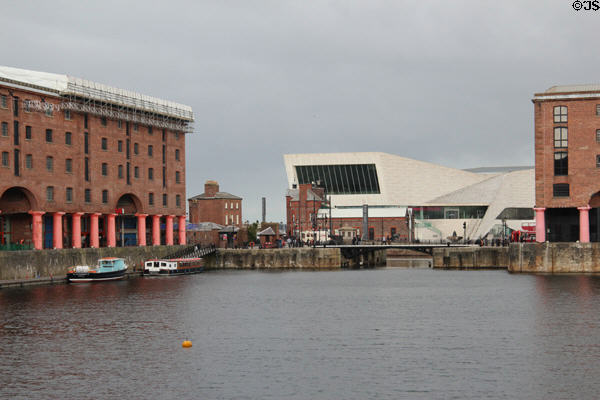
left=204, top=180, right=219, bottom=197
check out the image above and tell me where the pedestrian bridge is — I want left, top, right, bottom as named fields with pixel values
left=324, top=243, right=476, bottom=256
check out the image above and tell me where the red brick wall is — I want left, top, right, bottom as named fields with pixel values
left=534, top=97, right=600, bottom=208
left=0, top=85, right=187, bottom=217
left=188, top=197, right=242, bottom=226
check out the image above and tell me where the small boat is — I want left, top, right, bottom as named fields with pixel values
left=143, top=257, right=204, bottom=276
left=67, top=257, right=128, bottom=283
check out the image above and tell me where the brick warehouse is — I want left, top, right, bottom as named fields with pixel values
left=533, top=85, right=600, bottom=242
left=0, top=66, right=192, bottom=250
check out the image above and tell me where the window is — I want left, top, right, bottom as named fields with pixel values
left=225, top=202, right=228, bottom=209
left=596, top=129, right=600, bottom=143
left=118, top=120, right=122, bottom=129
left=236, top=215, right=239, bottom=225
left=1, top=151, right=8, bottom=167
left=175, top=131, right=180, bottom=140
left=554, top=127, right=568, bottom=148
left=553, top=183, right=569, bottom=197
left=176, top=171, right=180, bottom=183
left=134, top=166, right=139, bottom=178
left=45, top=105, right=53, bottom=117
left=554, top=152, right=568, bottom=175
left=84, top=114, right=88, bottom=129
left=25, top=126, right=31, bottom=140
left=133, top=123, right=138, bottom=131
left=66, top=187, right=73, bottom=203
left=225, top=215, right=228, bottom=225
left=101, top=117, right=107, bottom=126
left=553, top=106, right=567, bottom=123
left=597, top=104, right=600, bottom=116
left=163, top=194, right=167, bottom=206
left=149, top=192, right=154, bottom=206
left=84, top=158, right=89, bottom=181
left=102, top=163, right=108, bottom=176
left=162, top=129, right=166, bottom=142
left=46, top=186, right=54, bottom=201
left=65, top=158, right=72, bottom=173
left=46, top=129, right=53, bottom=143
left=175, top=149, right=180, bottom=161
left=65, top=131, right=71, bottom=145
left=85, top=188, right=91, bottom=203
left=13, top=98, right=18, bottom=117
left=101, top=137, right=107, bottom=150
left=596, top=155, right=600, bottom=168
left=46, top=156, right=53, bottom=171
left=102, top=190, right=108, bottom=204
left=176, top=194, right=181, bottom=207
left=0, top=95, right=6, bottom=108
left=236, top=202, right=239, bottom=209
left=148, top=168, right=153, bottom=180
left=148, top=145, right=153, bottom=157
left=1, top=122, right=7, bottom=136
left=118, top=165, right=123, bottom=179
left=23, top=100, right=31, bottom=112
left=295, top=164, right=381, bottom=195
left=148, top=126, right=153, bottom=134
left=118, top=140, right=123, bottom=152
left=64, top=109, right=71, bottom=120
left=134, top=143, right=139, bottom=155
left=25, top=154, right=32, bottom=169
left=84, top=132, right=89, bottom=154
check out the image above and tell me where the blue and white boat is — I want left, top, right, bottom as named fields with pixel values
left=67, top=257, right=128, bottom=283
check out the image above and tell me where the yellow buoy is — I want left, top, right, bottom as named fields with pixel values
left=182, top=340, right=192, bottom=348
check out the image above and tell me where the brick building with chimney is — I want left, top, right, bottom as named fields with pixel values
left=188, top=180, right=242, bottom=227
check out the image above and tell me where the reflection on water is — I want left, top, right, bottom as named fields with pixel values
left=386, top=257, right=431, bottom=268
left=2, top=270, right=600, bottom=399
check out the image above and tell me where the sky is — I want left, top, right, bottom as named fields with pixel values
left=3, top=0, right=600, bottom=222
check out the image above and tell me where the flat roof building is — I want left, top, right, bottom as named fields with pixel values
left=0, top=66, right=192, bottom=249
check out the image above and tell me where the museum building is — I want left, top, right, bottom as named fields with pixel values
left=0, top=66, right=193, bottom=249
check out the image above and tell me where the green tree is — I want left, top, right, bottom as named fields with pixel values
left=248, top=221, right=259, bottom=243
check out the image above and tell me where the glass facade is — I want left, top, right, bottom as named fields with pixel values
left=295, top=164, right=381, bottom=195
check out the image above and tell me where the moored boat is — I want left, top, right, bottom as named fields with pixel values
left=143, top=257, right=204, bottom=275
left=67, top=257, right=128, bottom=283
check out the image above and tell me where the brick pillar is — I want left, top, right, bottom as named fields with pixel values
left=71, top=212, right=83, bottom=248
left=178, top=215, right=186, bottom=245
left=136, top=214, right=148, bottom=246
left=152, top=215, right=162, bottom=246
left=165, top=215, right=174, bottom=245
left=52, top=212, right=65, bottom=249
left=534, top=207, right=545, bottom=243
left=107, top=213, right=116, bottom=247
left=90, top=213, right=101, bottom=248
left=578, top=206, right=591, bottom=243
left=28, top=211, right=45, bottom=250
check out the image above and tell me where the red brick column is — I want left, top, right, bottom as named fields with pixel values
left=53, top=212, right=65, bottom=249
left=578, top=206, right=591, bottom=243
left=178, top=215, right=186, bottom=245
left=534, top=207, right=545, bottom=243
left=90, top=213, right=101, bottom=248
left=29, top=211, right=45, bottom=250
left=72, top=212, right=83, bottom=248
left=136, top=214, right=148, bottom=246
left=165, top=215, right=174, bottom=245
left=152, top=215, right=162, bottom=246
left=107, top=213, right=116, bottom=247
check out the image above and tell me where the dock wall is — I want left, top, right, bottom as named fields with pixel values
left=508, top=242, right=600, bottom=273
left=432, top=247, right=508, bottom=269
left=206, top=248, right=343, bottom=270
left=0, top=245, right=186, bottom=281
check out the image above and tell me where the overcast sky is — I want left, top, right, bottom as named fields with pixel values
left=3, top=1, right=599, bottom=222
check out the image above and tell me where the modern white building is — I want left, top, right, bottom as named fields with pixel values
left=283, top=152, right=534, bottom=242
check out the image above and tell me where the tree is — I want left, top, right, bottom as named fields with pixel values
left=248, top=221, right=259, bottom=243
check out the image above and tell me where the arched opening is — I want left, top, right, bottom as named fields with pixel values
left=589, top=192, right=600, bottom=242
left=115, top=194, right=142, bottom=247
left=0, top=187, right=38, bottom=249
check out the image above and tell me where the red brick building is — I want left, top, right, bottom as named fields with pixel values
left=188, top=180, right=242, bottom=227
left=286, top=183, right=410, bottom=242
left=0, top=66, right=192, bottom=249
left=533, top=85, right=600, bottom=242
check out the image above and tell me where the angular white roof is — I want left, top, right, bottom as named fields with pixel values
left=0, top=65, right=193, bottom=121
left=284, top=152, right=489, bottom=207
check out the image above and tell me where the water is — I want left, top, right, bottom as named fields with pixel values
left=2, top=268, right=600, bottom=399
